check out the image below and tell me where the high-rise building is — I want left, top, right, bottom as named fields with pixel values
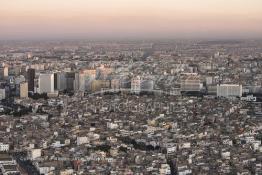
left=54, top=73, right=58, bottom=90
left=217, top=84, right=242, bottom=98
left=38, top=73, right=54, bottom=94
left=131, top=76, right=141, bottom=93
left=0, top=67, right=8, bottom=80
left=27, top=69, right=35, bottom=92
left=56, top=72, right=67, bottom=91
left=73, top=72, right=79, bottom=91
left=55, top=72, right=79, bottom=92
left=66, top=72, right=77, bottom=91
left=19, top=82, right=28, bottom=98
left=79, top=69, right=96, bottom=91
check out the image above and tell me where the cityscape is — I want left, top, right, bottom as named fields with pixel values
left=0, top=1, right=262, bottom=175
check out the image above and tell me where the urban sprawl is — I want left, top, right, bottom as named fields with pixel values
left=0, top=40, right=262, bottom=175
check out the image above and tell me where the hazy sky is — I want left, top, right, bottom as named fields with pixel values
left=1, top=0, right=262, bottom=40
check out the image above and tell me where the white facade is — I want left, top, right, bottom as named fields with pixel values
left=159, top=164, right=171, bottom=175
left=0, top=143, right=9, bottom=152
left=107, top=122, right=119, bottom=129
left=217, top=84, right=242, bottom=98
left=39, top=73, right=54, bottom=94
left=77, top=137, right=89, bottom=145
left=28, top=148, right=42, bottom=160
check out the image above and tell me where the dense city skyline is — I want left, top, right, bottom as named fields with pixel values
left=1, top=0, right=262, bottom=40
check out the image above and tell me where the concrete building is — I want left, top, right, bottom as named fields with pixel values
left=55, top=72, right=79, bottom=92
left=0, top=67, right=8, bottom=80
left=131, top=76, right=141, bottom=93
left=19, top=82, right=28, bottom=98
left=0, top=89, right=5, bottom=100
left=79, top=69, right=96, bottom=91
left=217, top=84, right=242, bottom=98
left=96, top=65, right=112, bottom=79
left=111, top=79, right=120, bottom=90
left=66, top=72, right=77, bottom=91
left=141, top=79, right=154, bottom=92
left=91, top=80, right=110, bottom=92
left=0, top=143, right=9, bottom=152
left=56, top=72, right=67, bottom=91
left=15, top=75, right=26, bottom=85
left=120, top=76, right=131, bottom=89
left=28, top=149, right=42, bottom=160
left=0, top=153, right=20, bottom=175
left=39, top=73, right=54, bottom=94
left=180, top=74, right=201, bottom=92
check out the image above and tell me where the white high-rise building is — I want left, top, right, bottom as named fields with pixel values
left=38, top=73, right=54, bottom=94
left=217, top=84, right=242, bottom=98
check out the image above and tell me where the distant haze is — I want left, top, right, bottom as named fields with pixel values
left=1, top=0, right=262, bottom=40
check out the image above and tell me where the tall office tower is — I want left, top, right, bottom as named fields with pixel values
left=73, top=72, right=79, bottom=91
left=217, top=84, right=242, bottom=98
left=0, top=67, right=8, bottom=80
left=131, top=76, right=141, bottom=93
left=56, top=72, right=67, bottom=91
left=79, top=69, right=96, bottom=91
left=55, top=72, right=79, bottom=92
left=180, top=74, right=201, bottom=92
left=38, top=73, right=54, bottom=94
left=27, top=69, right=35, bottom=92
left=54, top=73, right=58, bottom=90
left=66, top=72, right=78, bottom=91
left=19, top=82, right=28, bottom=98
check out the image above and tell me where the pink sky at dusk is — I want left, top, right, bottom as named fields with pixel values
left=0, top=0, right=262, bottom=40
